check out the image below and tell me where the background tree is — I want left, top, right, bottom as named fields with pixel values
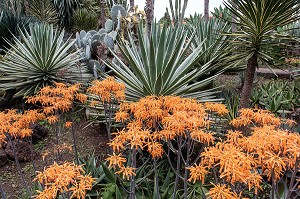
left=224, top=0, right=300, bottom=108
left=129, top=0, right=134, bottom=12
left=204, top=0, right=209, bottom=20
left=144, top=0, right=155, bottom=36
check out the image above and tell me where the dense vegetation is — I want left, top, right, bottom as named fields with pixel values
left=0, top=0, right=299, bottom=198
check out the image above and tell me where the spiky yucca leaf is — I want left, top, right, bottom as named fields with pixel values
left=28, top=0, right=58, bottom=24
left=106, top=24, right=223, bottom=101
left=187, top=14, right=245, bottom=73
left=0, top=23, right=92, bottom=97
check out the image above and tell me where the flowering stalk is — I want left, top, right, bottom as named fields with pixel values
left=286, top=158, right=299, bottom=199
left=71, top=116, right=79, bottom=165
left=129, top=149, right=137, bottom=199
left=7, top=135, right=32, bottom=197
left=0, top=183, right=6, bottom=199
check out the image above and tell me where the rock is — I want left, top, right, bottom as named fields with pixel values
left=5, top=140, right=32, bottom=162
left=31, top=123, right=49, bottom=143
left=0, top=149, right=8, bottom=167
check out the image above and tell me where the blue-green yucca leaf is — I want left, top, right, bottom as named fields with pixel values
left=105, top=24, right=223, bottom=101
left=0, top=23, right=92, bottom=97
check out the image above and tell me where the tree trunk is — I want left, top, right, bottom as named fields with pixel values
left=240, top=55, right=258, bottom=108
left=145, top=0, right=155, bottom=37
left=129, top=0, right=135, bottom=12
left=231, top=0, right=237, bottom=32
left=204, top=0, right=209, bottom=20
left=99, top=0, right=106, bottom=28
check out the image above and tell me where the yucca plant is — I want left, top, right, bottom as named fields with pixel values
left=28, top=0, right=58, bottom=24
left=187, top=14, right=244, bottom=74
left=0, top=23, right=91, bottom=98
left=225, top=0, right=300, bottom=108
left=0, top=8, right=37, bottom=50
left=72, top=8, right=98, bottom=32
left=53, top=0, right=80, bottom=28
left=106, top=24, right=222, bottom=101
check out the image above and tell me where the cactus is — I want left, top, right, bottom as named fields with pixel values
left=111, top=4, right=126, bottom=22
left=104, top=35, right=114, bottom=49
left=105, top=19, right=114, bottom=32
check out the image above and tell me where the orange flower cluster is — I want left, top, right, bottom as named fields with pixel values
left=34, top=162, right=94, bottom=199
left=207, top=184, right=242, bottom=199
left=189, top=109, right=300, bottom=196
left=230, top=109, right=281, bottom=127
left=106, top=153, right=136, bottom=180
left=204, top=102, right=229, bottom=116
left=0, top=109, right=44, bottom=146
left=27, top=83, right=87, bottom=123
left=87, top=77, right=126, bottom=103
left=109, top=96, right=228, bottom=178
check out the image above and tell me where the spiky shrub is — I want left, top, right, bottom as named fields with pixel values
left=106, top=24, right=223, bottom=102
left=72, top=8, right=98, bottom=32
left=0, top=23, right=91, bottom=97
left=28, top=0, right=58, bottom=24
left=187, top=14, right=245, bottom=74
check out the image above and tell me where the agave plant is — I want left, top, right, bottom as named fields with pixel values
left=28, top=0, right=58, bottom=24
left=106, top=24, right=222, bottom=101
left=187, top=14, right=244, bottom=74
left=0, top=23, right=91, bottom=98
left=53, top=0, right=80, bottom=28
left=0, top=8, right=37, bottom=50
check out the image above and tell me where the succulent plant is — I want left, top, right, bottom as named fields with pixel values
left=111, top=4, right=127, bottom=22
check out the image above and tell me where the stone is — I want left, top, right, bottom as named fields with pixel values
left=5, top=140, right=32, bottom=162
left=0, top=149, right=8, bottom=167
left=30, top=123, right=49, bottom=143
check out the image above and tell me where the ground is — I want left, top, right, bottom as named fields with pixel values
left=0, top=118, right=109, bottom=199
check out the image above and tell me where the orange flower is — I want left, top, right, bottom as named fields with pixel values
left=207, top=184, right=240, bottom=199
left=34, top=162, right=94, bottom=199
left=65, top=121, right=73, bottom=128
left=147, top=141, right=164, bottom=159
left=115, top=166, right=136, bottom=180
left=87, top=77, right=126, bottom=103
left=188, top=164, right=209, bottom=183
left=106, top=153, right=126, bottom=169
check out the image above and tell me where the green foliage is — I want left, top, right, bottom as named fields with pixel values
left=0, top=9, right=37, bottom=50
left=251, top=80, right=300, bottom=114
left=106, top=0, right=128, bottom=11
left=72, top=8, right=98, bottom=32
left=53, top=0, right=80, bottom=28
left=187, top=14, right=245, bottom=74
left=106, top=24, right=223, bottom=101
left=0, top=23, right=91, bottom=98
left=224, top=0, right=300, bottom=66
left=211, top=5, right=231, bottom=21
left=28, top=0, right=58, bottom=24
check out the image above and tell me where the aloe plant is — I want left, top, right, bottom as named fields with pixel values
left=106, top=24, right=222, bottom=101
left=0, top=23, right=91, bottom=98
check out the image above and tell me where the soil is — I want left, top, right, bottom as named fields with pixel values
left=0, top=118, right=109, bottom=199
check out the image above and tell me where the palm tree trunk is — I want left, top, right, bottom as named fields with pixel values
left=129, top=0, right=135, bottom=12
left=231, top=0, right=237, bottom=32
left=240, top=55, right=258, bottom=108
left=99, top=0, right=106, bottom=28
left=204, top=0, right=209, bottom=20
left=145, top=0, right=155, bottom=37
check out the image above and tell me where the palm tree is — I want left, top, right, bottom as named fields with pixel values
left=204, top=0, right=209, bottom=20
left=224, top=0, right=300, bottom=108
